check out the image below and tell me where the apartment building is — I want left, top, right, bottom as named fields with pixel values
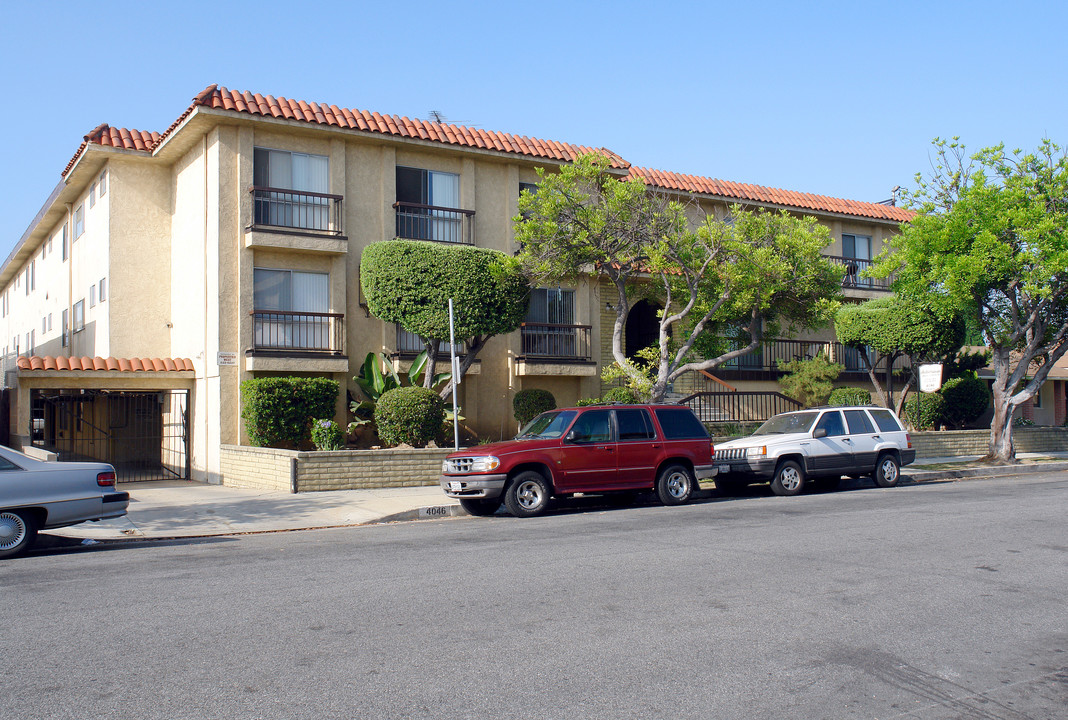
left=2, top=84, right=949, bottom=483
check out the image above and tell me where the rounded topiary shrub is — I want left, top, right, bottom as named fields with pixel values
left=828, top=387, right=873, bottom=406
left=939, top=376, right=991, bottom=429
left=902, top=392, right=946, bottom=430
left=240, top=376, right=340, bottom=448
left=375, top=386, right=445, bottom=448
left=513, top=388, right=556, bottom=426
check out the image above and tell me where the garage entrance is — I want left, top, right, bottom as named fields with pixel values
left=30, top=389, right=190, bottom=482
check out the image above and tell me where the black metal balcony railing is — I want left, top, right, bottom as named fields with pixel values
left=679, top=391, right=805, bottom=425
left=715, top=339, right=891, bottom=375
left=251, top=311, right=345, bottom=354
left=394, top=201, right=474, bottom=244
left=823, top=255, right=894, bottom=291
left=520, top=323, right=592, bottom=361
left=251, top=186, right=343, bottom=235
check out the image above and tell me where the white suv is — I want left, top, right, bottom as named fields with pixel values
left=712, top=406, right=915, bottom=496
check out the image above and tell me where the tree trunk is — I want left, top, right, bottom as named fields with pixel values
left=984, top=375, right=1017, bottom=464
left=423, top=340, right=437, bottom=389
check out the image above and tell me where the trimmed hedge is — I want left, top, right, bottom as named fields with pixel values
left=513, top=388, right=556, bottom=426
left=939, top=376, right=991, bottom=429
left=241, top=377, right=339, bottom=448
left=828, top=387, right=873, bottom=406
left=375, top=386, right=445, bottom=448
left=902, top=392, right=946, bottom=431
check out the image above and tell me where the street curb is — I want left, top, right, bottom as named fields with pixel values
left=903, top=460, right=1068, bottom=483
left=374, top=503, right=467, bottom=524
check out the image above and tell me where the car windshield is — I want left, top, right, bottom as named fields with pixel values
left=517, top=410, right=578, bottom=440
left=752, top=411, right=818, bottom=436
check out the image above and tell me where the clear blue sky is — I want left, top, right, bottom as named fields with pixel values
left=1, top=0, right=1065, bottom=258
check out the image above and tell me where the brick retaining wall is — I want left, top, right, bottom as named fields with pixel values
left=910, top=427, right=1068, bottom=457
left=219, top=445, right=451, bottom=493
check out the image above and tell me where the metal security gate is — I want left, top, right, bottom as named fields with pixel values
left=30, top=389, right=190, bottom=483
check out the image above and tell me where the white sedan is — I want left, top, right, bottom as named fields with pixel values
left=0, top=445, right=129, bottom=559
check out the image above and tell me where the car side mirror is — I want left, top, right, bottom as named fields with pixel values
left=813, top=427, right=827, bottom=439
left=565, top=430, right=577, bottom=442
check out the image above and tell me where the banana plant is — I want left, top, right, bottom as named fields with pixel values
left=352, top=351, right=451, bottom=414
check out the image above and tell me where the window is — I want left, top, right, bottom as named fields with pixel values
left=395, top=166, right=462, bottom=242
left=869, top=409, right=903, bottom=432
left=654, top=408, right=710, bottom=440
left=99, top=170, right=107, bottom=196
left=1033, top=390, right=1042, bottom=409
left=27, top=331, right=34, bottom=356
left=844, top=409, right=875, bottom=434
left=569, top=410, right=612, bottom=442
left=42, top=317, right=47, bottom=334
left=524, top=288, right=577, bottom=356
left=815, top=411, right=846, bottom=437
left=519, top=182, right=538, bottom=196
left=253, top=268, right=329, bottom=350
left=62, top=309, right=68, bottom=347
left=47, top=313, right=52, bottom=332
left=73, top=300, right=85, bottom=332
left=89, top=182, right=97, bottom=208
left=90, top=285, right=97, bottom=307
left=74, top=204, right=85, bottom=239
left=99, top=278, right=107, bottom=301
left=396, top=325, right=464, bottom=355
left=842, top=233, right=872, bottom=288
left=62, top=225, right=68, bottom=261
left=617, top=409, right=656, bottom=441
left=253, top=148, right=330, bottom=230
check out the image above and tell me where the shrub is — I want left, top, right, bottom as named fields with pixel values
left=901, top=392, right=946, bottom=430
left=777, top=354, right=843, bottom=407
left=938, top=376, right=991, bottom=429
left=311, top=419, right=344, bottom=451
left=513, top=388, right=557, bottom=426
left=240, top=377, right=339, bottom=448
left=828, top=387, right=873, bottom=406
left=375, top=386, right=445, bottom=447
left=601, top=386, right=641, bottom=404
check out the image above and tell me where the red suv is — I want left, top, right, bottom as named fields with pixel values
left=439, top=404, right=717, bottom=517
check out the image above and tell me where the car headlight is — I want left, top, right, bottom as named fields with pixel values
left=747, top=446, right=768, bottom=457
left=471, top=456, right=500, bottom=472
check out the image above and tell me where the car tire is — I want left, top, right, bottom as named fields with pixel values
left=459, top=498, right=501, bottom=516
left=505, top=471, right=552, bottom=518
left=770, top=460, right=805, bottom=496
left=0, top=510, right=37, bottom=559
left=656, top=464, right=694, bottom=505
left=873, top=454, right=900, bottom=488
left=714, top=477, right=750, bottom=494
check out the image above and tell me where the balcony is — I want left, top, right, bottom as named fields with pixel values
left=394, top=202, right=474, bottom=244
left=823, top=255, right=894, bottom=292
left=713, top=339, right=892, bottom=380
left=246, top=187, right=347, bottom=254
left=516, top=323, right=596, bottom=376
left=245, top=310, right=348, bottom=373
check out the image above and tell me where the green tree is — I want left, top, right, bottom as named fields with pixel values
left=515, top=153, right=843, bottom=402
left=877, top=139, right=1068, bottom=462
left=834, top=297, right=965, bottom=415
left=777, top=353, right=843, bottom=407
left=361, top=240, right=530, bottom=397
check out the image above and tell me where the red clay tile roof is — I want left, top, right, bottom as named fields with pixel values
left=17, top=356, right=195, bottom=372
left=62, top=124, right=162, bottom=177
left=628, top=167, right=915, bottom=223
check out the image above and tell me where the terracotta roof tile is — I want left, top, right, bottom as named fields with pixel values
left=17, top=356, right=195, bottom=372
left=628, top=166, right=915, bottom=223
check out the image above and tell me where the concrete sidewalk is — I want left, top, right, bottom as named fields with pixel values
left=45, top=452, right=1068, bottom=544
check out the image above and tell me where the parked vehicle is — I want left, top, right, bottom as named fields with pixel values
left=0, top=445, right=129, bottom=559
left=440, top=404, right=717, bottom=517
left=713, top=406, right=915, bottom=496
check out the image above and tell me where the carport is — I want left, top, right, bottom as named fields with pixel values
left=9, top=356, right=195, bottom=482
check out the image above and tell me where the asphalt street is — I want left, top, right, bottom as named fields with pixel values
left=2, top=472, right=1066, bottom=719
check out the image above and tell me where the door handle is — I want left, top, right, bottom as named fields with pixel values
left=600, top=446, right=614, bottom=452
left=650, top=444, right=661, bottom=448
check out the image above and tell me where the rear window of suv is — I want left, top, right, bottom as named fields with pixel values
left=654, top=408, right=709, bottom=439
left=869, top=409, right=905, bottom=432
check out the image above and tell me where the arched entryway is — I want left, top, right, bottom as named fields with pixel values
left=625, top=300, right=662, bottom=361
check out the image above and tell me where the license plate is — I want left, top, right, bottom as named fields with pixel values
left=448, top=481, right=463, bottom=492
left=720, top=465, right=730, bottom=473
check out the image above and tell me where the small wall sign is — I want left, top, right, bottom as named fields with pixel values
left=918, top=363, right=943, bottom=393
left=217, top=352, right=238, bottom=367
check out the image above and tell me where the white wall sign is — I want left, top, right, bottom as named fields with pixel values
left=217, top=352, right=238, bottom=367
left=918, top=363, right=943, bottom=393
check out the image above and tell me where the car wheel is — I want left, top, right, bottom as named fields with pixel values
left=505, top=471, right=551, bottom=518
left=459, top=498, right=501, bottom=516
left=656, top=464, right=694, bottom=505
left=0, top=510, right=37, bottom=559
left=770, top=460, right=805, bottom=496
left=874, top=454, right=900, bottom=488
left=714, top=477, right=750, bottom=494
